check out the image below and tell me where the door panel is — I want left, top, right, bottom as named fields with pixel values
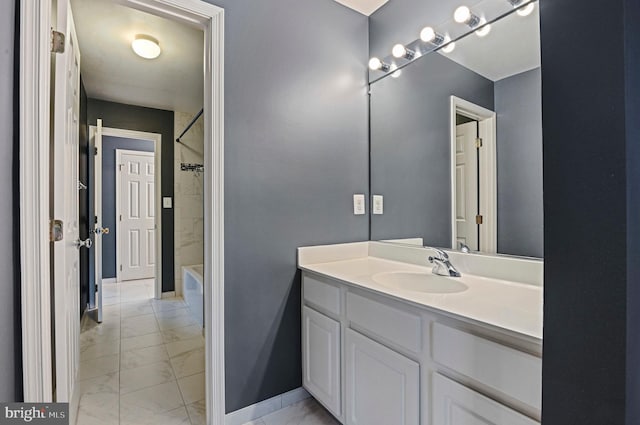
left=118, top=150, right=155, bottom=281
left=52, top=0, right=81, bottom=402
left=455, top=121, right=479, bottom=251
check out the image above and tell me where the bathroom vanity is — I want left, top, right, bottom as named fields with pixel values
left=298, top=242, right=543, bottom=425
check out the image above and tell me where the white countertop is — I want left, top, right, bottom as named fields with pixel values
left=299, top=255, right=543, bottom=341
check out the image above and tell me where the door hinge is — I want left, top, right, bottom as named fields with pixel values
left=475, top=138, right=483, bottom=148
left=50, top=219, right=64, bottom=242
left=119, top=164, right=124, bottom=172
left=51, top=30, right=65, bottom=54
left=476, top=215, right=484, bottom=225
left=120, top=265, right=123, bottom=272
left=119, top=214, right=122, bottom=222
left=94, top=147, right=98, bottom=156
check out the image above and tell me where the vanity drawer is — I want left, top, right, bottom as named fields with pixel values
left=432, top=323, right=541, bottom=410
left=303, top=274, right=341, bottom=316
left=346, top=292, right=421, bottom=354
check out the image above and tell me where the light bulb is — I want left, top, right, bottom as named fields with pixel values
left=420, top=27, right=436, bottom=42
left=442, top=41, right=456, bottom=53
left=390, top=64, right=401, bottom=78
left=475, top=23, right=491, bottom=37
left=516, top=3, right=535, bottom=16
left=392, top=44, right=407, bottom=58
left=131, top=34, right=161, bottom=59
left=369, top=57, right=382, bottom=70
left=454, top=6, right=471, bottom=23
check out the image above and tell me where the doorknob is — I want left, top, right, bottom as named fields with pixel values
left=75, top=238, right=93, bottom=249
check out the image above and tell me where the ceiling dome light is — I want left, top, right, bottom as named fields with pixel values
left=369, top=57, right=390, bottom=72
left=131, top=34, right=161, bottom=59
left=392, top=44, right=416, bottom=60
left=420, top=26, right=445, bottom=45
left=475, top=23, right=491, bottom=37
left=454, top=6, right=480, bottom=27
left=516, top=3, right=535, bottom=16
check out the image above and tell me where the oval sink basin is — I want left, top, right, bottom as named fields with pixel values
left=373, top=272, right=468, bottom=294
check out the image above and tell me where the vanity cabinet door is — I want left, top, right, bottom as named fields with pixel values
left=345, top=329, right=419, bottom=425
left=302, top=306, right=341, bottom=417
left=432, top=374, right=539, bottom=425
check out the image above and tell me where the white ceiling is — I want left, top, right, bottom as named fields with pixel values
left=333, top=0, right=389, bottom=16
left=439, top=6, right=541, bottom=81
left=70, top=0, right=204, bottom=113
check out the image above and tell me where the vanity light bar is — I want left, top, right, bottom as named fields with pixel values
left=369, top=57, right=391, bottom=72
left=392, top=44, right=416, bottom=60
left=420, top=26, right=445, bottom=45
left=454, top=6, right=481, bottom=28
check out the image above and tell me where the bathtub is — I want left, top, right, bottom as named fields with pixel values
left=182, top=264, right=204, bottom=327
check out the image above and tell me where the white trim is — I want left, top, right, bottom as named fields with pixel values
left=19, top=0, right=53, bottom=402
left=225, top=388, right=311, bottom=425
left=102, top=278, right=117, bottom=284
left=20, top=1, right=225, bottom=422
left=450, top=96, right=498, bottom=254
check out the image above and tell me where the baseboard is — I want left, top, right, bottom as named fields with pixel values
left=102, top=278, right=116, bottom=284
left=161, top=291, right=177, bottom=299
left=225, top=387, right=310, bottom=425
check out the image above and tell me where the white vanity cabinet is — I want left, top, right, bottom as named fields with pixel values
left=301, top=272, right=542, bottom=425
left=302, top=306, right=341, bottom=417
left=345, top=329, right=420, bottom=425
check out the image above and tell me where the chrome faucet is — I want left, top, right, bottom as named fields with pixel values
left=428, top=248, right=462, bottom=277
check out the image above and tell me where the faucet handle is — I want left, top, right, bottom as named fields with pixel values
left=429, top=247, right=449, bottom=260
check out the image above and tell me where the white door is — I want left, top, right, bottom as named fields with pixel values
left=117, top=150, right=156, bottom=281
left=455, top=121, right=479, bottom=251
left=345, top=329, right=419, bottom=425
left=52, top=0, right=81, bottom=402
left=93, top=120, right=105, bottom=322
left=432, top=374, right=539, bottom=425
left=302, top=306, right=341, bottom=417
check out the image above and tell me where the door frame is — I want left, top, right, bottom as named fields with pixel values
left=19, top=2, right=225, bottom=424
left=93, top=127, right=162, bottom=297
left=115, top=148, right=157, bottom=284
left=450, top=96, right=497, bottom=253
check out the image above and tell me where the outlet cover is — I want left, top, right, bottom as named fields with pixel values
left=353, top=194, right=366, bottom=215
left=373, top=195, right=383, bottom=215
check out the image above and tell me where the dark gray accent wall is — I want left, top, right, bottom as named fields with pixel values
left=626, top=0, right=640, bottom=423
left=494, top=68, right=543, bottom=258
left=101, top=136, right=155, bottom=279
left=198, top=0, right=369, bottom=413
left=370, top=53, right=494, bottom=245
left=540, top=0, right=639, bottom=423
left=2, top=0, right=16, bottom=402
left=79, top=78, right=89, bottom=315
left=87, top=100, right=174, bottom=292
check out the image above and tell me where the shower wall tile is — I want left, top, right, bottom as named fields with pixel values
left=174, top=111, right=205, bottom=295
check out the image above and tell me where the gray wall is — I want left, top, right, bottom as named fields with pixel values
left=495, top=68, right=543, bottom=258
left=198, top=0, right=370, bottom=413
left=87, top=100, right=175, bottom=292
left=101, top=136, right=155, bottom=279
left=370, top=52, right=494, bottom=245
left=0, top=0, right=16, bottom=402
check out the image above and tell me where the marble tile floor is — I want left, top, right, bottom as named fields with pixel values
left=77, top=279, right=205, bottom=425
left=242, top=398, right=340, bottom=425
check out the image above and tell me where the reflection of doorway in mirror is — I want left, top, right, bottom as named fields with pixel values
left=450, top=96, right=497, bottom=253
left=455, top=118, right=479, bottom=251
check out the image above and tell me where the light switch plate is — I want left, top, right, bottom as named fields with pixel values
left=353, top=194, right=366, bottom=215
left=163, top=197, right=173, bottom=209
left=373, top=195, right=383, bottom=215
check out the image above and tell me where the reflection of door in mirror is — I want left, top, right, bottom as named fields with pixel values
left=451, top=97, right=497, bottom=254
left=455, top=119, right=479, bottom=251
